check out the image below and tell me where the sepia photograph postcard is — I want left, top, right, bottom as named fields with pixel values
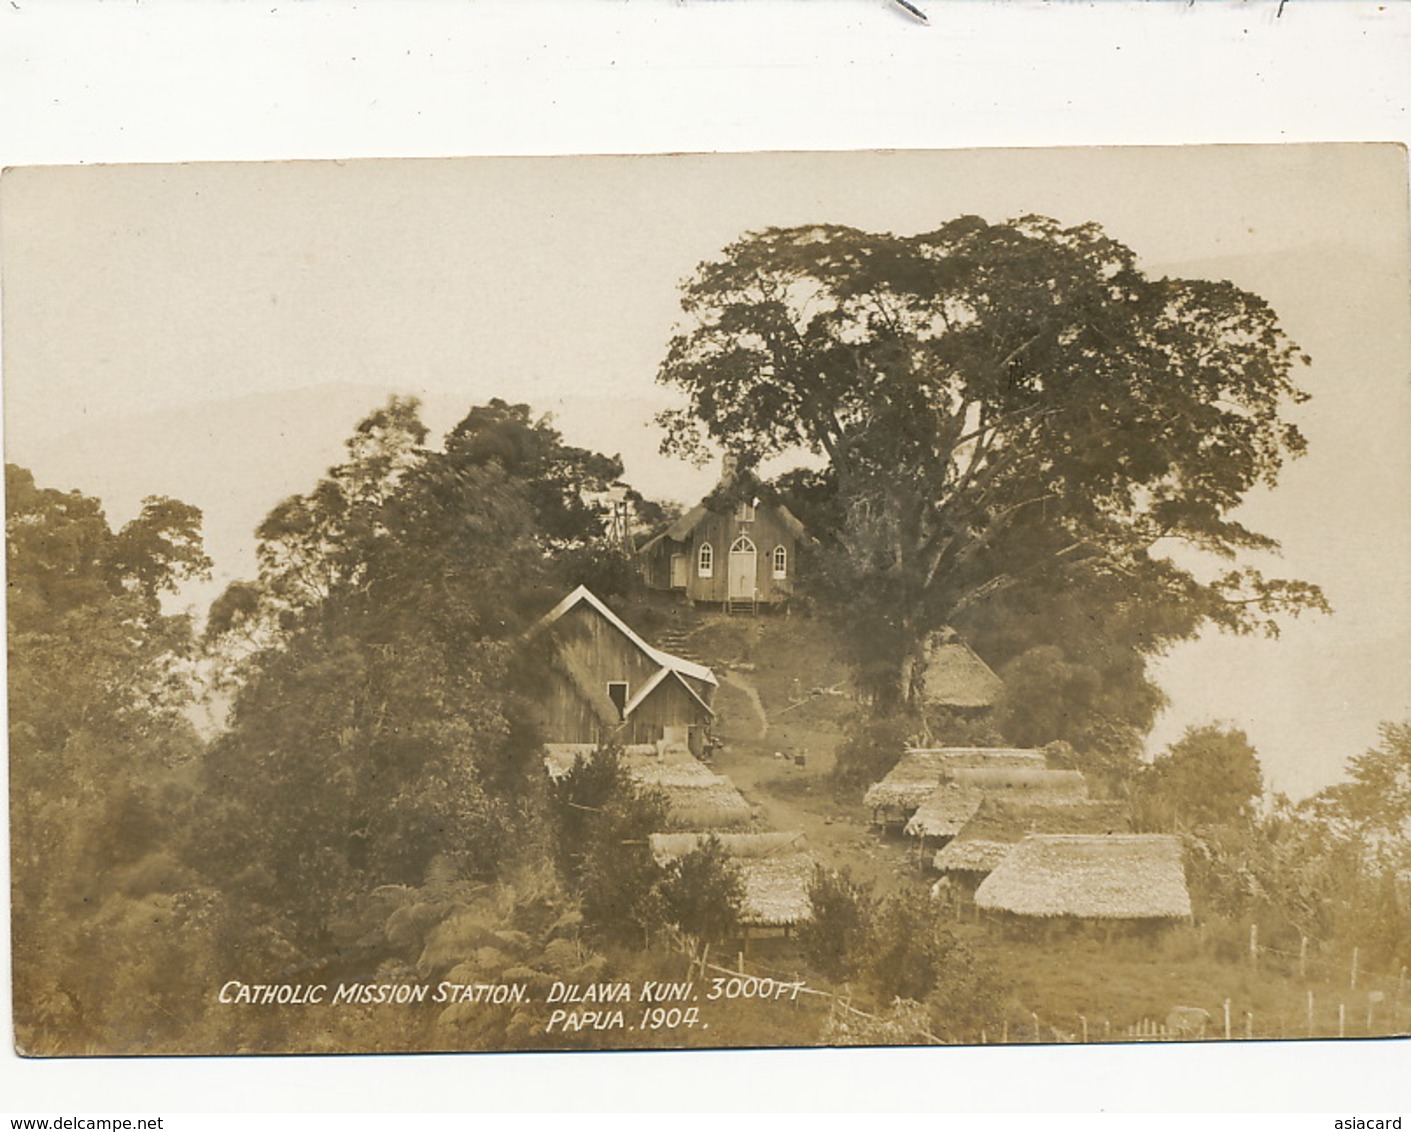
left=3, top=144, right=1409, bottom=1062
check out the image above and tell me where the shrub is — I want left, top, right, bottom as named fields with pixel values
left=798, top=866, right=875, bottom=982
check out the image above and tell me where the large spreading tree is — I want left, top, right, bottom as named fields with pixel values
left=658, top=216, right=1327, bottom=712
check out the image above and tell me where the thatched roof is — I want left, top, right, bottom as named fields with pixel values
left=864, top=747, right=1051, bottom=815
left=737, top=853, right=816, bottom=927
left=907, top=747, right=1047, bottom=770
left=958, top=798, right=1130, bottom=842
left=630, top=757, right=753, bottom=830
left=949, top=766, right=1089, bottom=803
left=932, top=839, right=1014, bottom=875
left=648, top=831, right=806, bottom=866
left=541, top=746, right=751, bottom=828
left=863, top=750, right=951, bottom=813
left=543, top=743, right=658, bottom=780
left=975, top=834, right=1192, bottom=920
left=921, top=637, right=1005, bottom=709
left=904, top=783, right=984, bottom=839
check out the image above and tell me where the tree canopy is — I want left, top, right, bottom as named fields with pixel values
left=200, top=397, right=601, bottom=940
left=7, top=464, right=213, bottom=1051
left=659, top=216, right=1327, bottom=706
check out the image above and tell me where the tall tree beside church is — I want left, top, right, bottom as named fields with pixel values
left=659, top=216, right=1326, bottom=707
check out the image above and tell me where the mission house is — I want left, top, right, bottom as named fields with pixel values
left=638, top=457, right=809, bottom=613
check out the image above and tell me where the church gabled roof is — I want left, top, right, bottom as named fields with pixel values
left=638, top=465, right=808, bottom=555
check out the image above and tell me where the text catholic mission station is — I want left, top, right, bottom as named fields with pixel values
left=214, top=979, right=715, bottom=1006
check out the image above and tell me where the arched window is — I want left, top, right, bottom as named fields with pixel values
left=772, top=545, right=788, bottom=578
left=730, top=534, right=756, bottom=555
left=698, top=542, right=714, bottom=578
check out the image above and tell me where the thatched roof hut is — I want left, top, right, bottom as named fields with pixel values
left=647, top=832, right=814, bottom=927
left=543, top=743, right=658, bottom=780
left=904, top=747, right=1048, bottom=769
left=631, top=758, right=753, bottom=829
left=736, top=853, right=816, bottom=927
left=648, top=830, right=806, bottom=866
left=904, top=783, right=985, bottom=840
left=949, top=766, right=1089, bottom=804
left=975, top=834, right=1192, bottom=920
left=932, top=838, right=1014, bottom=876
left=863, top=750, right=952, bottom=816
left=542, top=745, right=753, bottom=829
left=958, top=798, right=1129, bottom=841
left=920, top=636, right=1005, bottom=710
left=864, top=747, right=1053, bottom=822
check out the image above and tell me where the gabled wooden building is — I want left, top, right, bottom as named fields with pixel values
left=530, top=585, right=717, bottom=757
left=638, top=458, right=808, bottom=612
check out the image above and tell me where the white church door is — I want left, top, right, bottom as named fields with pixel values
left=728, top=535, right=757, bottom=601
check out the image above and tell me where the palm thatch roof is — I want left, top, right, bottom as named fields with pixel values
left=863, top=747, right=1051, bottom=815
left=543, top=743, right=658, bottom=780
left=932, top=839, right=1014, bottom=875
left=907, top=747, right=1048, bottom=770
left=920, top=636, right=1005, bottom=709
left=630, top=757, right=753, bottom=830
left=975, top=834, right=1192, bottom=920
left=541, top=746, right=751, bottom=828
left=863, top=750, right=952, bottom=813
left=949, top=766, right=1089, bottom=803
left=648, top=830, right=806, bottom=865
left=904, top=783, right=985, bottom=839
left=736, top=853, right=816, bottom=927
left=959, top=798, right=1130, bottom=841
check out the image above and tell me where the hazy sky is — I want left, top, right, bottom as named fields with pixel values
left=3, top=145, right=1408, bottom=797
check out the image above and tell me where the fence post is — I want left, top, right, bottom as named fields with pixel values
left=1307, top=989, right=1315, bottom=1038
left=1079, top=1014, right=1088, bottom=1043
left=1002, top=1020, right=1009, bottom=1044
left=1032, top=1011, right=1040, bottom=1041
left=1223, top=998, right=1231, bottom=1040
left=1351, top=947, right=1359, bottom=991
left=1249, top=922, right=1259, bottom=967
left=1244, top=1011, right=1253, bottom=1040
left=1338, top=1002, right=1346, bottom=1038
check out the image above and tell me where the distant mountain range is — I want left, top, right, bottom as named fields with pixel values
left=5, top=381, right=718, bottom=617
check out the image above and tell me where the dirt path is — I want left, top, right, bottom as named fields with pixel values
left=710, top=678, right=919, bottom=898
left=722, top=669, right=770, bottom=740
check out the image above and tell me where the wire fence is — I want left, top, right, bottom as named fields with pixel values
left=660, top=925, right=1411, bottom=1046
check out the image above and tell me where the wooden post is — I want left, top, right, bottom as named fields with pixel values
left=1223, top=998, right=1231, bottom=1040
left=1351, top=947, right=1359, bottom=990
left=1104, top=1019, right=1111, bottom=1040
left=980, top=1028, right=987, bottom=1045
left=1338, top=1002, right=1346, bottom=1038
left=1244, top=1011, right=1253, bottom=1040
left=1032, top=1011, right=1040, bottom=1041
left=1299, top=935, right=1308, bottom=978
left=1249, top=922, right=1259, bottom=967
left=1307, top=989, right=1315, bottom=1038
left=1079, top=1015, right=1088, bottom=1043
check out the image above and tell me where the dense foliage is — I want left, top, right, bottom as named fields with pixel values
left=7, top=464, right=213, bottom=1052
left=660, top=216, right=1327, bottom=760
